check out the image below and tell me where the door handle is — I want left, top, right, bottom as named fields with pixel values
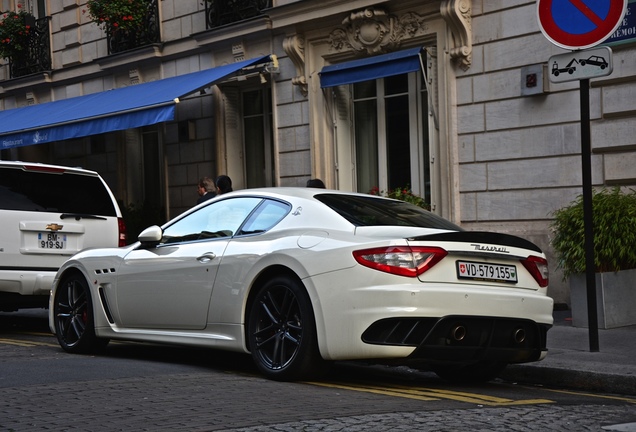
left=197, top=252, right=216, bottom=263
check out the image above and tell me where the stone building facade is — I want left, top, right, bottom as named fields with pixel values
left=1, top=0, right=635, bottom=305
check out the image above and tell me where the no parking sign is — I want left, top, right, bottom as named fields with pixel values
left=538, top=0, right=627, bottom=49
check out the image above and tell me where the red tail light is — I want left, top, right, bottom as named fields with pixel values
left=521, top=255, right=549, bottom=287
left=353, top=246, right=447, bottom=277
left=22, top=164, right=65, bottom=174
left=118, top=217, right=127, bottom=247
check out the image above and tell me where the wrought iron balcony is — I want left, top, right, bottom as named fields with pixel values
left=8, top=16, right=51, bottom=79
left=205, top=0, right=271, bottom=29
left=106, top=0, right=161, bottom=55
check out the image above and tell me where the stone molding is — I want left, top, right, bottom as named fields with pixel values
left=284, top=3, right=473, bottom=94
left=327, top=7, right=429, bottom=55
left=440, top=0, right=472, bottom=70
left=282, top=34, right=307, bottom=96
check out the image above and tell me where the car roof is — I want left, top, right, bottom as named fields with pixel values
left=217, top=187, right=387, bottom=201
left=0, top=160, right=100, bottom=177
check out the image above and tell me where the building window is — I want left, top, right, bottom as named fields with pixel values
left=242, top=88, right=274, bottom=188
left=205, top=0, right=272, bottom=29
left=351, top=72, right=430, bottom=203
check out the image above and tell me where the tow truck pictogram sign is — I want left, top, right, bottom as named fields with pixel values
left=548, top=46, right=613, bottom=83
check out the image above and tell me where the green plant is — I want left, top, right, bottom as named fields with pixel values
left=0, top=6, right=33, bottom=60
left=370, top=186, right=430, bottom=210
left=84, top=0, right=152, bottom=33
left=551, top=187, right=636, bottom=278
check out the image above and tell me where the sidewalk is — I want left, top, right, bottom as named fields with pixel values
left=500, top=310, right=636, bottom=396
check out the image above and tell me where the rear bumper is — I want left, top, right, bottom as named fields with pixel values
left=308, top=270, right=554, bottom=363
left=363, top=315, right=550, bottom=364
left=0, top=269, right=56, bottom=297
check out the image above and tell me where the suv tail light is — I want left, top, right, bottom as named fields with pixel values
left=521, top=255, right=549, bottom=287
left=353, top=246, right=447, bottom=277
left=23, top=164, right=66, bottom=173
left=118, top=217, right=127, bottom=247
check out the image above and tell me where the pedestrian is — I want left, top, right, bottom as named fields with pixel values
left=197, top=177, right=216, bottom=204
left=216, top=175, right=233, bottom=195
left=306, top=178, right=326, bottom=188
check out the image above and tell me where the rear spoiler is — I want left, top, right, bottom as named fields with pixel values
left=408, top=231, right=543, bottom=253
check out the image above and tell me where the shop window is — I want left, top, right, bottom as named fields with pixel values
left=351, top=72, right=431, bottom=204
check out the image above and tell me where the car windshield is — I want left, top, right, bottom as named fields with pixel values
left=0, top=168, right=117, bottom=216
left=315, top=194, right=462, bottom=230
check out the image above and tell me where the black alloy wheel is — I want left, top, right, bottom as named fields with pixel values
left=53, top=273, right=109, bottom=353
left=248, top=275, right=323, bottom=381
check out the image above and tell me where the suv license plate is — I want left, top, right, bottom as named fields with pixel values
left=38, top=232, right=67, bottom=249
left=456, top=260, right=517, bottom=283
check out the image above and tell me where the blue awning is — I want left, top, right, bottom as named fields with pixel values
left=0, top=54, right=272, bottom=148
left=320, top=47, right=423, bottom=88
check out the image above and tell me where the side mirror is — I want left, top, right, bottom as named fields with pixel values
left=138, top=225, right=162, bottom=244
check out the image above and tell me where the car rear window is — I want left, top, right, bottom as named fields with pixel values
left=0, top=167, right=117, bottom=216
left=315, top=193, right=462, bottom=230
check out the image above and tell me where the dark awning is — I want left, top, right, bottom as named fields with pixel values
left=319, top=47, right=423, bottom=88
left=0, top=54, right=272, bottom=148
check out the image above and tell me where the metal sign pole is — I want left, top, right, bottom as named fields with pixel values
left=580, top=78, right=600, bottom=352
left=537, top=0, right=627, bottom=354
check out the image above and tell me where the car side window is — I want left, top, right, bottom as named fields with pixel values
left=161, top=197, right=262, bottom=244
left=239, top=199, right=291, bottom=235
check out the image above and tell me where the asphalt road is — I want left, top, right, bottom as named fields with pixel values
left=1, top=309, right=635, bottom=431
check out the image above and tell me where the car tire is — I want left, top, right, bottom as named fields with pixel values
left=431, top=361, right=507, bottom=383
left=248, top=275, right=323, bottom=381
left=53, top=273, right=109, bottom=353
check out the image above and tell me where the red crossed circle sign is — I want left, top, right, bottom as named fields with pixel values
left=538, top=0, right=627, bottom=49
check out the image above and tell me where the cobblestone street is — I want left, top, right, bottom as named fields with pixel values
left=221, top=405, right=636, bottom=432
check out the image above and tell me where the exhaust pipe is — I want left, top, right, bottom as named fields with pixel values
left=513, top=328, right=526, bottom=343
left=450, top=325, right=466, bottom=341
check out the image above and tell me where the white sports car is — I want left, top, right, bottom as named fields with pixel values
left=49, top=188, right=553, bottom=382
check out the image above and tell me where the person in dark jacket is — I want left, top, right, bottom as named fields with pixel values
left=306, top=178, right=326, bottom=188
left=197, top=177, right=216, bottom=204
left=216, top=175, right=233, bottom=195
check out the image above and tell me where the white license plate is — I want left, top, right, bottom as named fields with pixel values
left=456, top=260, right=517, bottom=283
left=38, top=232, right=67, bottom=249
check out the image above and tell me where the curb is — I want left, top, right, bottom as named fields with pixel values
left=499, top=365, right=636, bottom=396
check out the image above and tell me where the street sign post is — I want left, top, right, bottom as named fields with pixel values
left=538, top=0, right=628, bottom=353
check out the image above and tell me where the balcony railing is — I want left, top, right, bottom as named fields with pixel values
left=205, top=0, right=271, bottom=29
left=106, top=0, right=161, bottom=55
left=8, top=16, right=51, bottom=79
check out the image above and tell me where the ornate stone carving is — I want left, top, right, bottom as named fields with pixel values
left=328, top=7, right=428, bottom=55
left=440, top=0, right=472, bottom=70
left=399, top=12, right=424, bottom=38
left=283, top=34, right=308, bottom=96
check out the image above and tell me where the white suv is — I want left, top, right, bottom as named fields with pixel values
left=0, top=161, right=126, bottom=311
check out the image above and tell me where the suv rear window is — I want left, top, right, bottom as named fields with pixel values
left=315, top=193, right=463, bottom=231
left=0, top=167, right=117, bottom=216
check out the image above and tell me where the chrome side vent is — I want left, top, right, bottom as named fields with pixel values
left=94, top=268, right=116, bottom=275
left=98, top=287, right=115, bottom=324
